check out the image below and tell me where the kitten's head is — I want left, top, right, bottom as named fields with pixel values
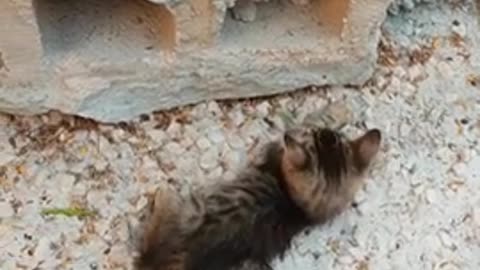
left=280, top=125, right=381, bottom=220
left=281, top=126, right=381, bottom=177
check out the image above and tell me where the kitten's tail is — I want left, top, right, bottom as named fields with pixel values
left=134, top=185, right=183, bottom=270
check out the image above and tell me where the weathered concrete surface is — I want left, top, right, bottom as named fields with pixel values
left=0, top=0, right=393, bottom=122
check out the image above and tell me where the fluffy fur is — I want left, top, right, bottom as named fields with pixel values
left=135, top=126, right=382, bottom=270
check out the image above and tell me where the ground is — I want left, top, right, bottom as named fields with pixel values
left=1, top=2, right=480, bottom=270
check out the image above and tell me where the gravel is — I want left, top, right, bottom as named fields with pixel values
left=1, top=2, right=480, bottom=270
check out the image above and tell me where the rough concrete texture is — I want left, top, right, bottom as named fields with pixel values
left=1, top=2, right=480, bottom=269
left=0, top=0, right=392, bottom=122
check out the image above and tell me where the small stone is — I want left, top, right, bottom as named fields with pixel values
left=45, top=110, right=64, bottom=125
left=164, top=142, right=184, bottom=156
left=207, top=128, right=225, bottom=145
left=207, top=167, right=223, bottom=180
left=196, top=137, right=211, bottom=150
left=437, top=62, right=453, bottom=78
left=223, top=149, right=247, bottom=169
left=147, top=129, right=168, bottom=145
left=228, top=107, right=246, bottom=127
left=0, top=202, right=14, bottom=218
left=437, top=230, right=455, bottom=250
left=53, top=173, right=76, bottom=193
left=425, top=189, right=436, bottom=204
left=337, top=255, right=354, bottom=265
left=304, top=101, right=353, bottom=129
left=0, top=143, right=15, bottom=166
left=255, top=102, right=271, bottom=118
left=180, top=136, right=195, bottom=149
left=190, top=103, right=208, bottom=119
left=376, top=75, right=389, bottom=90
left=451, top=21, right=466, bottom=38
left=226, top=133, right=245, bottom=149
left=473, top=208, right=480, bottom=226
left=111, top=128, right=126, bottom=141
left=393, top=65, right=407, bottom=79
left=408, top=64, right=423, bottom=81
left=399, top=122, right=412, bottom=137
left=71, top=182, right=87, bottom=197
left=389, top=76, right=401, bottom=92
left=452, top=162, right=467, bottom=177
left=435, top=147, right=455, bottom=164
left=106, top=245, right=130, bottom=267
left=184, top=125, right=200, bottom=141
left=207, top=101, right=222, bottom=116
left=199, top=148, right=219, bottom=171
left=94, top=158, right=109, bottom=172
left=35, top=238, right=52, bottom=258
left=166, top=121, right=182, bottom=138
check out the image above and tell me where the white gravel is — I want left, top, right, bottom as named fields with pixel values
left=1, top=2, right=480, bottom=270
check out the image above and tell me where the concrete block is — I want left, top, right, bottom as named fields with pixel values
left=0, top=0, right=394, bottom=122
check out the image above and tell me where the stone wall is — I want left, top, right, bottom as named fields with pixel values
left=0, top=0, right=393, bottom=122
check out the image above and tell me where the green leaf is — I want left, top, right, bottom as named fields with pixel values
left=41, top=207, right=97, bottom=218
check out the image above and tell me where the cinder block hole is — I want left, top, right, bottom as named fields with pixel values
left=220, top=0, right=350, bottom=49
left=33, top=0, right=175, bottom=64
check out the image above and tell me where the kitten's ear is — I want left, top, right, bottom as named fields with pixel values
left=283, top=130, right=307, bottom=168
left=352, top=129, right=381, bottom=170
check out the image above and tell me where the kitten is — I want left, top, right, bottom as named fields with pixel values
left=135, top=126, right=381, bottom=270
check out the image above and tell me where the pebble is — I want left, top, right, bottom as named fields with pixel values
left=393, top=66, right=407, bottom=79
left=166, top=121, right=182, bottom=138
left=304, top=102, right=353, bottom=129
left=147, top=129, right=168, bottom=145
left=199, top=148, right=219, bottom=171
left=226, top=133, right=245, bottom=149
left=0, top=201, right=14, bottom=218
left=255, top=101, right=271, bottom=118
left=53, top=173, right=76, bottom=193
left=207, top=128, right=225, bottom=145
left=93, top=158, right=109, bottom=172
left=207, top=167, right=224, bottom=180
left=436, top=62, right=453, bottom=78
left=207, top=101, right=222, bottom=116
left=451, top=21, right=467, bottom=38
left=164, top=142, right=184, bottom=156
left=473, top=208, right=480, bottom=226
left=437, top=230, right=455, bottom=250
left=408, top=64, right=423, bottom=81
left=196, top=137, right=211, bottom=150
left=425, top=188, right=437, bottom=204
left=337, top=255, right=354, bottom=265
left=0, top=142, right=15, bottom=166
left=223, top=148, right=247, bottom=169
left=452, top=162, right=468, bottom=177
left=228, top=106, right=246, bottom=127
left=389, top=76, right=401, bottom=92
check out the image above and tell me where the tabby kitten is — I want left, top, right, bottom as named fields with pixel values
left=135, top=126, right=381, bottom=270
